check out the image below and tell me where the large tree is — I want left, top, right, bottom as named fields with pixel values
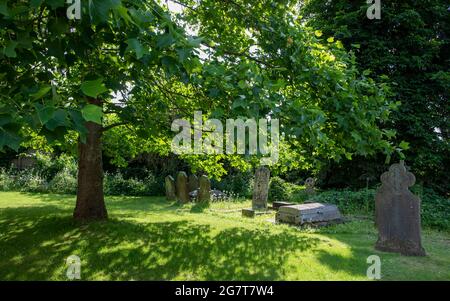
left=1, top=0, right=395, bottom=221
left=302, top=0, right=449, bottom=192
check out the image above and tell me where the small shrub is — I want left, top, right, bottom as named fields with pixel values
left=104, top=172, right=159, bottom=196
left=48, top=168, right=77, bottom=194
left=268, top=177, right=291, bottom=202
left=312, top=189, right=375, bottom=215
left=9, top=169, right=48, bottom=193
left=419, top=188, right=450, bottom=231
left=212, top=171, right=253, bottom=198
left=0, top=168, right=15, bottom=191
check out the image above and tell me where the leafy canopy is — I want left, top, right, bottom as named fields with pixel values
left=1, top=0, right=397, bottom=174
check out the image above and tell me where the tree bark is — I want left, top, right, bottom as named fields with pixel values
left=73, top=101, right=107, bottom=221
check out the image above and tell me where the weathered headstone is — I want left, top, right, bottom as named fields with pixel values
left=188, top=174, right=199, bottom=192
left=252, top=166, right=270, bottom=210
left=375, top=161, right=426, bottom=256
left=198, top=175, right=211, bottom=202
left=164, top=175, right=176, bottom=201
left=176, top=171, right=190, bottom=203
left=305, top=177, right=315, bottom=195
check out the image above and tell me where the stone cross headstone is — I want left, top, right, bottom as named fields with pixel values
left=176, top=171, right=190, bottom=203
left=198, top=175, right=211, bottom=202
left=164, top=175, right=176, bottom=201
left=305, top=177, right=315, bottom=195
left=188, top=174, right=199, bottom=192
left=375, top=161, right=426, bottom=256
left=252, top=166, right=270, bottom=210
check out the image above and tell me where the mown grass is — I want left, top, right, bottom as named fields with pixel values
left=0, top=191, right=449, bottom=281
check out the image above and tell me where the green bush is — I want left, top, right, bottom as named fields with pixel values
left=0, top=168, right=49, bottom=193
left=311, top=189, right=375, bottom=215
left=35, top=153, right=77, bottom=180
left=0, top=168, right=15, bottom=191
left=0, top=154, right=162, bottom=197
left=419, top=188, right=450, bottom=231
left=48, top=168, right=77, bottom=194
left=212, top=171, right=253, bottom=198
left=268, top=177, right=290, bottom=202
left=103, top=172, right=159, bottom=196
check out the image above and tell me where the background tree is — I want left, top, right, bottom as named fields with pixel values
left=302, top=0, right=449, bottom=193
left=1, top=0, right=396, bottom=221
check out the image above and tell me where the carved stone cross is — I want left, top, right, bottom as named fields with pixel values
left=375, top=161, right=426, bottom=256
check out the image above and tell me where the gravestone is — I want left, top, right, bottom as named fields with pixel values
left=305, top=177, right=315, bottom=195
left=198, top=175, right=211, bottom=202
left=375, top=161, right=426, bottom=256
left=252, top=166, right=270, bottom=210
left=188, top=174, right=199, bottom=192
left=164, top=175, right=176, bottom=201
left=176, top=171, right=190, bottom=203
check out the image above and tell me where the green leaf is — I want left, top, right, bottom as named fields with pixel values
left=232, top=97, right=246, bottom=109
left=3, top=41, right=18, bottom=58
left=0, top=128, right=22, bottom=151
left=30, top=0, right=44, bottom=9
left=81, top=104, right=103, bottom=124
left=69, top=109, right=88, bottom=142
left=34, top=104, right=55, bottom=125
left=89, top=0, right=121, bottom=23
left=238, top=80, right=247, bottom=89
left=81, top=78, right=108, bottom=98
left=45, top=109, right=68, bottom=130
left=30, top=85, right=52, bottom=100
left=126, top=38, right=144, bottom=59
left=46, top=0, right=65, bottom=9
left=156, top=33, right=175, bottom=49
left=399, top=141, right=410, bottom=150
left=0, top=0, right=9, bottom=16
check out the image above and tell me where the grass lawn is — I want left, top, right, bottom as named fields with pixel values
left=0, top=191, right=449, bottom=281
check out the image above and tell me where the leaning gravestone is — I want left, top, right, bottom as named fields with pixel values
left=176, top=171, right=190, bottom=203
left=305, top=177, right=315, bottom=195
left=375, top=161, right=426, bottom=256
left=198, top=175, right=211, bottom=202
left=188, top=174, right=199, bottom=192
left=252, top=166, right=270, bottom=210
left=164, top=175, right=176, bottom=201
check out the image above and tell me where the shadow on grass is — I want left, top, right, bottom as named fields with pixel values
left=0, top=206, right=321, bottom=280
left=190, top=202, right=210, bottom=213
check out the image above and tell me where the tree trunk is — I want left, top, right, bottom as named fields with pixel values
left=73, top=103, right=107, bottom=221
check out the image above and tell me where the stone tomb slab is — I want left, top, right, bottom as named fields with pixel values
left=271, top=201, right=295, bottom=211
left=276, top=202, right=342, bottom=226
left=242, top=208, right=273, bottom=218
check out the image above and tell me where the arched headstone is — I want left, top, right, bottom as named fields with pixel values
left=198, top=175, right=211, bottom=202
left=375, top=161, right=426, bottom=256
left=164, top=175, right=176, bottom=201
left=188, top=174, right=199, bottom=192
left=176, top=171, right=190, bottom=203
left=305, top=177, right=315, bottom=195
